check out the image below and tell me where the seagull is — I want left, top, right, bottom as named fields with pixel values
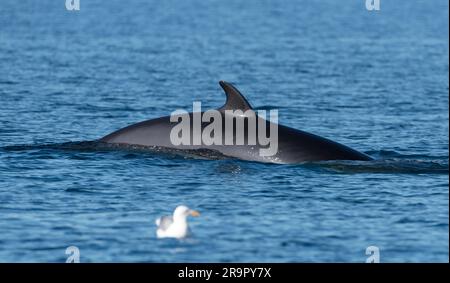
left=155, top=205, right=200, bottom=239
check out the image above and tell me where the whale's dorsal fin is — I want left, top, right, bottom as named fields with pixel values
left=218, top=81, right=253, bottom=112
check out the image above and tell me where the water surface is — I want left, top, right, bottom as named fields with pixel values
left=0, top=0, right=448, bottom=262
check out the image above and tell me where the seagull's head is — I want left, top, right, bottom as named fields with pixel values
left=173, top=205, right=200, bottom=221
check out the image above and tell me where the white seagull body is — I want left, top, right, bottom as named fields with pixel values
left=156, top=205, right=200, bottom=239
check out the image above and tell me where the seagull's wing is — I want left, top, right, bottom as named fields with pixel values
left=156, top=215, right=173, bottom=231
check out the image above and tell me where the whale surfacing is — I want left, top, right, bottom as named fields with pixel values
left=100, top=81, right=372, bottom=164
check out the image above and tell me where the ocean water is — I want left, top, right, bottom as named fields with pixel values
left=0, top=0, right=448, bottom=262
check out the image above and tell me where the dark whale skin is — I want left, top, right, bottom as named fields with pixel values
left=100, top=81, right=372, bottom=164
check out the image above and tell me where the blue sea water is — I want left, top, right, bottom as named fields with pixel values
left=0, top=0, right=448, bottom=262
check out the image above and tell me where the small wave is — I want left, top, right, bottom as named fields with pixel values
left=309, top=151, right=449, bottom=174
left=64, top=187, right=99, bottom=194
left=365, top=150, right=448, bottom=160
left=1, top=141, right=230, bottom=161
left=1, top=141, right=99, bottom=152
left=253, top=105, right=286, bottom=110
left=2, top=143, right=448, bottom=174
left=92, top=142, right=230, bottom=160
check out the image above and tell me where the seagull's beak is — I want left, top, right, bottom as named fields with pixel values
left=190, top=210, right=200, bottom=217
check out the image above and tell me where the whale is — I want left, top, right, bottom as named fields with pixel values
left=100, top=81, right=372, bottom=164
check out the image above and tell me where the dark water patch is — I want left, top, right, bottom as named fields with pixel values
left=64, top=187, right=100, bottom=194
left=394, top=217, right=431, bottom=225
left=0, top=80, right=18, bottom=85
